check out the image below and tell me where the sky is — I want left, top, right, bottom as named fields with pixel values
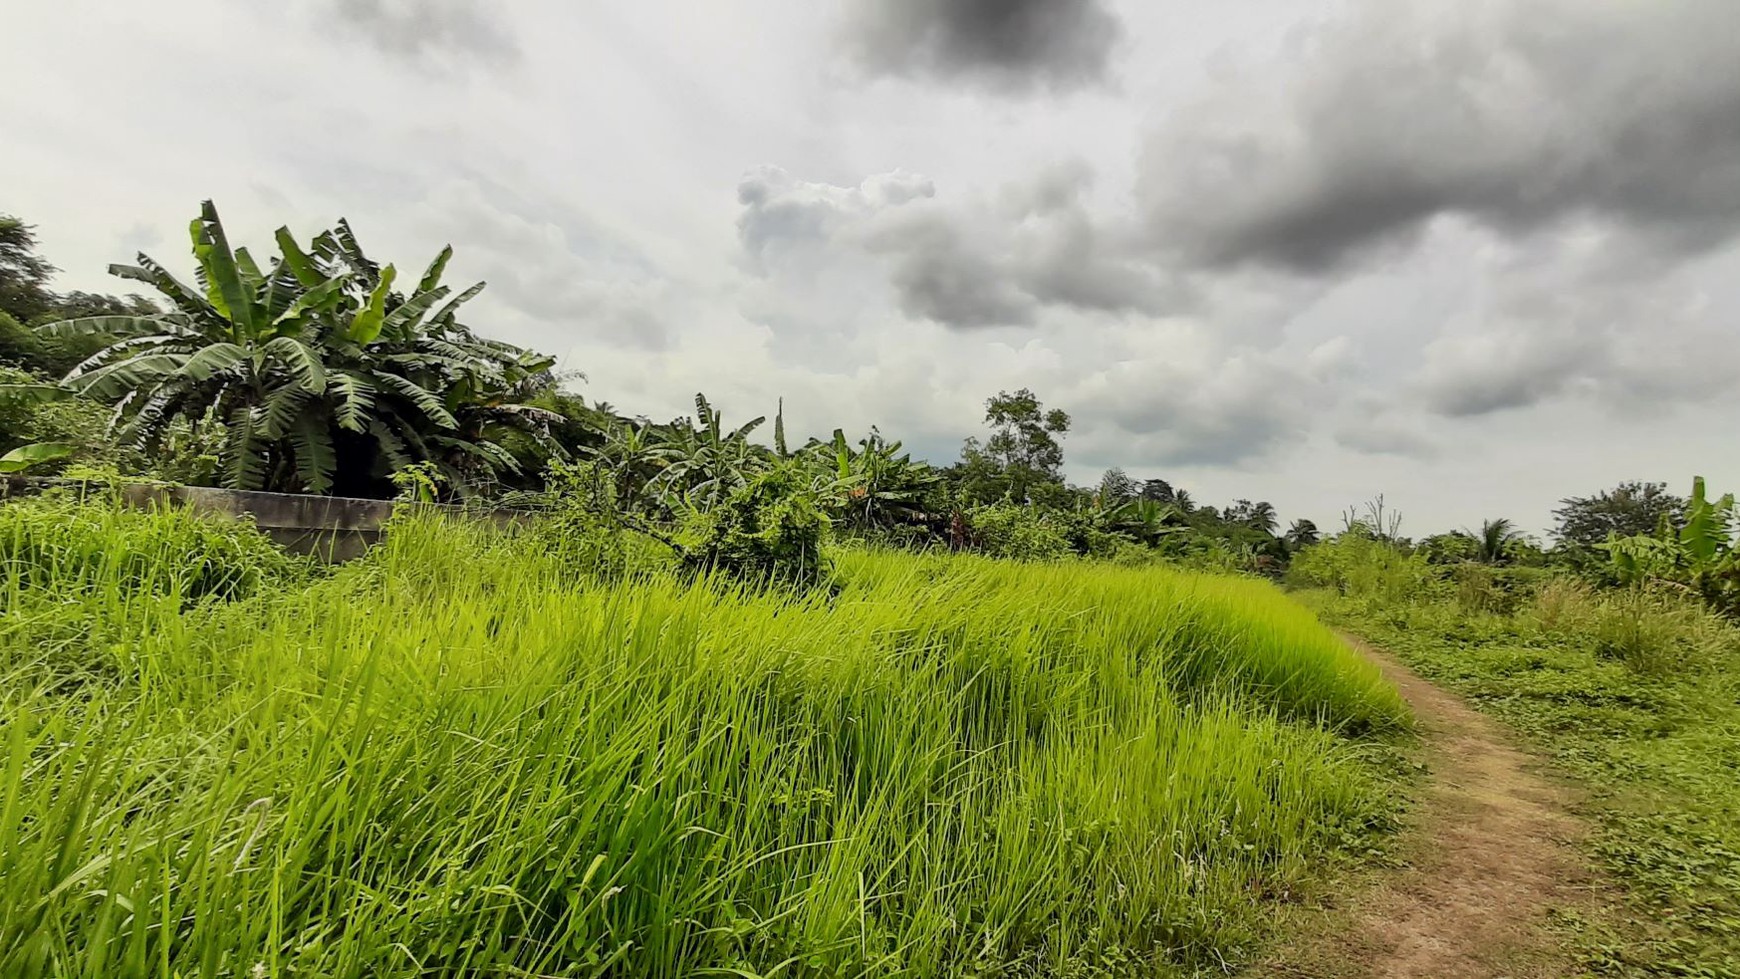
left=6, top=0, right=1739, bottom=537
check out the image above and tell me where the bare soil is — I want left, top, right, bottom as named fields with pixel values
left=1255, top=636, right=1603, bottom=978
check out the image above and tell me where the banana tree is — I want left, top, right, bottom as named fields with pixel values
left=650, top=393, right=768, bottom=510
left=807, top=427, right=938, bottom=529
left=35, top=201, right=555, bottom=496
left=0, top=442, right=76, bottom=473
left=588, top=419, right=673, bottom=511
left=1105, top=498, right=1182, bottom=545
left=1602, top=476, right=1739, bottom=615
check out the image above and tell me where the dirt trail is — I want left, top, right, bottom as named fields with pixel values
left=1258, top=636, right=1600, bottom=978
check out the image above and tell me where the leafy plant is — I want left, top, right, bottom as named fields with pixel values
left=807, top=427, right=938, bottom=531
left=679, top=464, right=832, bottom=587
left=1600, top=476, right=1739, bottom=617
left=967, top=501, right=1072, bottom=561
left=35, top=201, right=559, bottom=496
left=652, top=393, right=769, bottom=510
left=0, top=441, right=76, bottom=473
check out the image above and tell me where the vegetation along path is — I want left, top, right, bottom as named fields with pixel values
left=1265, top=636, right=1601, bottom=979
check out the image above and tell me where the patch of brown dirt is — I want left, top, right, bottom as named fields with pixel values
left=1255, top=636, right=1601, bottom=978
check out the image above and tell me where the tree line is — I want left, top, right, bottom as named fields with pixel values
left=2, top=203, right=1732, bottom=599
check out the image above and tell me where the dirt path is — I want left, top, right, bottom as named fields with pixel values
left=1257, top=636, right=1600, bottom=978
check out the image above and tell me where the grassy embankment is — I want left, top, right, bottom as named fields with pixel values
left=2, top=499, right=1409, bottom=977
left=1295, top=537, right=1740, bottom=978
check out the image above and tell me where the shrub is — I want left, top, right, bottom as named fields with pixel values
left=680, top=465, right=832, bottom=587
left=966, top=501, right=1072, bottom=561
left=1450, top=564, right=1554, bottom=616
left=534, top=460, right=633, bottom=579
left=1589, top=589, right=1733, bottom=676
left=1288, top=534, right=1434, bottom=602
left=0, top=365, right=115, bottom=474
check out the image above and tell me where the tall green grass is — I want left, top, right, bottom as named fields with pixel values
left=1, top=505, right=1407, bottom=978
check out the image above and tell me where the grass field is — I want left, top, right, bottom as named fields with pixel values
left=1, top=500, right=1408, bottom=978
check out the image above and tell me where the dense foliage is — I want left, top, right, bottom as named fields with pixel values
left=35, top=203, right=563, bottom=496
left=1, top=206, right=1348, bottom=580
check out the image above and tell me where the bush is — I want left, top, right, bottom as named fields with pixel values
left=0, top=365, right=115, bottom=474
left=1288, top=535, right=1434, bottom=602
left=1449, top=564, right=1554, bottom=616
left=534, top=460, right=633, bottom=579
left=1589, top=589, right=1734, bottom=676
left=680, top=465, right=832, bottom=587
left=966, top=502, right=1072, bottom=561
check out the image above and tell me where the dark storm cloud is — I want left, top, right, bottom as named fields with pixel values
left=332, top=0, right=518, bottom=64
left=870, top=214, right=1036, bottom=327
left=842, top=0, right=1121, bottom=92
left=1139, top=0, right=1740, bottom=273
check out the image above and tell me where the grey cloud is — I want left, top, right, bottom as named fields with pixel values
left=1419, top=331, right=1597, bottom=417
left=1073, top=355, right=1316, bottom=467
left=1414, top=240, right=1738, bottom=417
left=1335, top=421, right=1438, bottom=460
left=1139, top=0, right=1740, bottom=273
left=417, top=178, right=674, bottom=349
left=842, top=0, right=1121, bottom=92
left=871, top=215, right=1035, bottom=327
left=331, top=0, right=518, bottom=64
left=743, top=165, right=1175, bottom=329
left=737, top=166, right=934, bottom=261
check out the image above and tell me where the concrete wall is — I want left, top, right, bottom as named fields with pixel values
left=3, top=478, right=532, bottom=561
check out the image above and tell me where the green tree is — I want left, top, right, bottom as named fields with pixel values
left=0, top=218, right=158, bottom=377
left=1554, top=481, right=1685, bottom=550
left=1284, top=518, right=1321, bottom=550
left=0, top=217, right=57, bottom=325
left=1139, top=477, right=1175, bottom=504
left=37, top=201, right=559, bottom=496
left=952, top=389, right=1069, bottom=505
left=1098, top=467, right=1137, bottom=505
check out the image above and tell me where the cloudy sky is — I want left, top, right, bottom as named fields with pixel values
left=7, top=0, right=1739, bottom=535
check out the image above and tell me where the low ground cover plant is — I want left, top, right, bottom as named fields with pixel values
left=1295, top=535, right=1740, bottom=977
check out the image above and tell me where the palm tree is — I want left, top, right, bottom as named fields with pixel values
left=1470, top=517, right=1525, bottom=564
left=1246, top=500, right=1279, bottom=536
left=1284, top=518, right=1321, bottom=550
left=37, top=201, right=553, bottom=495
